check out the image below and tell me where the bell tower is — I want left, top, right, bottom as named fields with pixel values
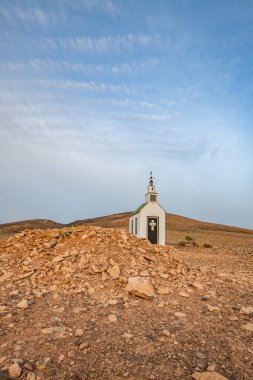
left=145, top=171, right=158, bottom=203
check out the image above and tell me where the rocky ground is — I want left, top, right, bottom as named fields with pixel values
left=0, top=225, right=252, bottom=380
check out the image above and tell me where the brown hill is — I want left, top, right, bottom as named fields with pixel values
left=1, top=212, right=253, bottom=249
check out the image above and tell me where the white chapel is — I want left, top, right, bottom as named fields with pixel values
left=129, top=172, right=166, bottom=245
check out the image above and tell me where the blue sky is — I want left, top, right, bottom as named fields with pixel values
left=0, top=0, right=253, bottom=228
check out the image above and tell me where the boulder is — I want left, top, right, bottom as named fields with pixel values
left=126, top=276, right=155, bottom=299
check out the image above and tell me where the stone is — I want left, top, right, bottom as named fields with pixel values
left=241, top=306, right=253, bottom=315
left=122, top=333, right=133, bottom=339
left=17, top=300, right=29, bottom=309
left=49, top=240, right=57, bottom=248
left=207, top=305, right=220, bottom=313
left=207, top=364, right=217, bottom=372
left=229, top=316, right=239, bottom=321
left=162, top=329, right=170, bottom=337
left=0, top=305, right=7, bottom=313
left=107, top=265, right=120, bottom=279
left=75, top=328, right=84, bottom=337
left=36, top=357, right=51, bottom=370
left=157, top=287, right=170, bottom=295
left=52, top=255, right=65, bottom=263
left=42, top=326, right=67, bottom=334
left=174, top=312, right=186, bottom=318
left=108, top=314, right=118, bottom=323
left=57, top=354, right=65, bottom=364
left=26, top=372, right=36, bottom=380
left=8, top=363, right=22, bottom=378
left=192, top=371, right=228, bottom=380
left=79, top=342, right=89, bottom=350
left=192, top=282, right=203, bottom=290
left=126, top=276, right=155, bottom=299
left=179, top=292, right=189, bottom=298
left=108, top=299, right=118, bottom=306
left=0, top=357, right=7, bottom=365
left=242, top=323, right=253, bottom=332
left=139, top=270, right=149, bottom=277
left=0, top=270, right=13, bottom=283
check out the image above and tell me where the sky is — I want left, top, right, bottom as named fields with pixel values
left=0, top=0, right=253, bottom=228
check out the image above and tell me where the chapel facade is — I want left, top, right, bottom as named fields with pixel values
left=129, top=173, right=166, bottom=245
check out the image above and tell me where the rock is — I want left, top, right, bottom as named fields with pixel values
left=157, top=287, right=170, bottom=295
left=192, top=371, right=228, bottom=380
left=207, top=364, right=217, bottom=372
left=162, top=329, right=170, bottom=337
left=49, top=240, right=57, bottom=248
left=122, top=333, right=133, bottom=339
left=0, top=357, right=7, bottom=365
left=8, top=363, right=22, bottom=378
left=52, top=255, right=65, bottom=263
left=139, top=270, right=149, bottom=277
left=241, top=306, right=253, bottom=315
left=26, top=372, right=36, bottom=380
left=75, top=328, right=84, bottom=337
left=126, top=276, right=155, bottom=299
left=174, top=312, right=186, bottom=318
left=179, top=292, right=189, bottom=298
left=17, top=300, right=29, bottom=309
left=107, top=265, right=120, bottom=279
left=42, top=326, right=67, bottom=334
left=0, top=305, right=7, bottom=313
left=57, top=354, right=65, bottom=364
left=192, top=282, right=203, bottom=290
left=229, top=316, right=239, bottom=321
left=36, top=357, right=52, bottom=370
left=242, top=323, right=253, bottom=332
left=207, top=305, right=220, bottom=313
left=0, top=270, right=13, bottom=283
left=108, top=314, right=118, bottom=323
left=79, top=342, right=89, bottom=350
left=108, top=299, right=118, bottom=306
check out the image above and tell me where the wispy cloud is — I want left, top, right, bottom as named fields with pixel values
left=77, top=0, right=118, bottom=14
left=0, top=58, right=160, bottom=76
left=38, top=79, right=134, bottom=94
left=0, top=6, right=61, bottom=27
left=58, top=34, right=159, bottom=54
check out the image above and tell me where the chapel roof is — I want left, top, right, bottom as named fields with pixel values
left=131, top=203, right=147, bottom=216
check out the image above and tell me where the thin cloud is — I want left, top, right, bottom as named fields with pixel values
left=38, top=79, right=133, bottom=94
left=0, top=58, right=160, bottom=77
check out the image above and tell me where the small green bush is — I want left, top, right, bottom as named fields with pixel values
left=185, top=234, right=193, bottom=241
left=178, top=240, right=187, bottom=247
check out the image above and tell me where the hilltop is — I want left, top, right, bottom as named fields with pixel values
left=1, top=212, right=253, bottom=240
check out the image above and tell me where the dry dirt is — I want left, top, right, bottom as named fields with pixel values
left=0, top=215, right=252, bottom=380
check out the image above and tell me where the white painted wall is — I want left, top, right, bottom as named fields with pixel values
left=139, top=203, right=166, bottom=245
left=129, top=213, right=140, bottom=236
left=129, top=202, right=166, bottom=245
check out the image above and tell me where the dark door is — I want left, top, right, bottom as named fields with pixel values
left=147, top=217, right=158, bottom=244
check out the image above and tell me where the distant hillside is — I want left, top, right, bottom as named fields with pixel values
left=0, top=212, right=252, bottom=242
left=0, top=219, right=64, bottom=239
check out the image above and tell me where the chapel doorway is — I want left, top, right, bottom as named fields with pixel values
left=147, top=217, right=158, bottom=244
